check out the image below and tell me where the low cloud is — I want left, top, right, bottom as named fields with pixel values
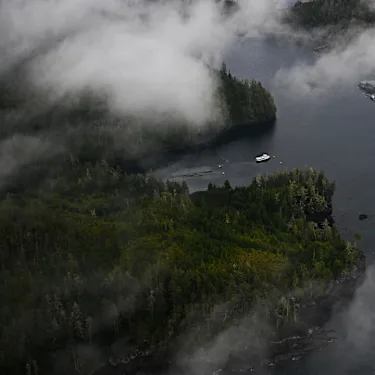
left=0, top=0, right=283, bottom=127
left=274, top=25, right=375, bottom=97
left=0, top=0, right=287, bottom=183
left=175, top=309, right=272, bottom=375
left=341, top=265, right=375, bottom=362
left=297, top=264, right=375, bottom=374
left=0, top=134, right=62, bottom=186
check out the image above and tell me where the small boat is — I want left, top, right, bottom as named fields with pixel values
left=255, top=153, right=271, bottom=163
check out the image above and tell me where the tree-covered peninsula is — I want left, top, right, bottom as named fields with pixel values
left=218, top=63, right=276, bottom=125
left=0, top=64, right=276, bottom=171
left=0, top=160, right=360, bottom=375
left=154, top=64, right=277, bottom=155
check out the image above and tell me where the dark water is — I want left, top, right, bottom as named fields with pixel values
left=153, top=37, right=375, bottom=374
left=154, top=37, right=375, bottom=257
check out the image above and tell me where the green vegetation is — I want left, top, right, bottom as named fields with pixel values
left=287, top=0, right=375, bottom=29
left=0, top=161, right=358, bottom=375
left=142, top=64, right=276, bottom=153
left=0, top=64, right=277, bottom=169
left=218, top=63, right=277, bottom=125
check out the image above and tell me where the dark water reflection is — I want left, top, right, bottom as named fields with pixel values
left=153, top=37, right=375, bottom=374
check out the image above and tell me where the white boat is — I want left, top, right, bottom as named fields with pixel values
left=255, top=153, right=271, bottom=163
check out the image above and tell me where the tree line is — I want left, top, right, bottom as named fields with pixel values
left=286, top=0, right=375, bottom=29
left=0, top=63, right=277, bottom=171
left=0, top=159, right=358, bottom=375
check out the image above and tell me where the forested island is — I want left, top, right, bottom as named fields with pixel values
left=0, top=159, right=363, bottom=375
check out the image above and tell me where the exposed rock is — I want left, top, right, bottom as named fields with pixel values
left=92, top=252, right=366, bottom=375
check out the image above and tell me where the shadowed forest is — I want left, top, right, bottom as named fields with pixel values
left=0, top=64, right=276, bottom=178
left=0, top=160, right=359, bottom=375
left=287, top=0, right=375, bottom=28
left=0, top=17, right=360, bottom=372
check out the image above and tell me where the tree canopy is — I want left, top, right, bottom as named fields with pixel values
left=0, top=160, right=358, bottom=375
left=286, top=0, right=375, bottom=29
left=217, top=63, right=277, bottom=125
left=0, top=64, right=277, bottom=173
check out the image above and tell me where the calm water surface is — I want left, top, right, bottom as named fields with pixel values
left=154, top=37, right=375, bottom=257
left=153, top=37, right=375, bottom=374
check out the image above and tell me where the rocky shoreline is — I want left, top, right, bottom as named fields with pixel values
left=92, top=250, right=366, bottom=375
left=244, top=250, right=365, bottom=372
left=188, top=250, right=367, bottom=375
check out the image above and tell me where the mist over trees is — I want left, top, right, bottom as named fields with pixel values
left=0, top=38, right=282, bottom=374
left=0, top=2, right=364, bottom=374
left=0, top=63, right=276, bottom=188
left=287, top=0, right=375, bottom=28
left=0, top=42, right=354, bottom=374
left=0, top=160, right=358, bottom=375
